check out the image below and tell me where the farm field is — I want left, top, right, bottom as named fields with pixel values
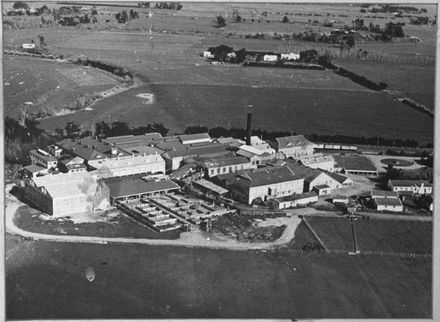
left=306, top=217, right=432, bottom=254
left=335, top=59, right=435, bottom=109
left=38, top=83, right=434, bottom=145
left=6, top=239, right=431, bottom=319
left=3, top=55, right=118, bottom=118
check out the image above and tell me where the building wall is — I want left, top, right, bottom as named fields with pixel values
left=377, top=204, right=403, bottom=212
left=206, top=162, right=256, bottom=178
left=24, top=182, right=53, bottom=214
left=89, top=155, right=165, bottom=178
left=276, top=195, right=318, bottom=209
left=306, top=173, right=341, bottom=192
left=247, top=179, right=304, bottom=205
left=279, top=145, right=313, bottom=159
left=306, top=160, right=334, bottom=172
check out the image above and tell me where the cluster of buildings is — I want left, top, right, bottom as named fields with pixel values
left=22, top=114, right=365, bottom=224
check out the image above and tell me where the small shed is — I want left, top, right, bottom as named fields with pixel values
left=313, top=184, right=331, bottom=196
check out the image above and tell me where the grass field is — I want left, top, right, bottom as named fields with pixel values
left=306, top=217, right=432, bottom=254
left=6, top=239, right=431, bottom=319
left=335, top=59, right=435, bottom=109
left=13, top=205, right=180, bottom=240
left=38, top=83, right=433, bottom=144
left=3, top=55, right=118, bottom=118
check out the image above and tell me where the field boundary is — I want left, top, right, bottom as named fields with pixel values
left=355, top=211, right=432, bottom=222
left=301, top=217, right=329, bottom=253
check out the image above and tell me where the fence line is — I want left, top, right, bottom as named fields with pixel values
left=301, top=217, right=329, bottom=253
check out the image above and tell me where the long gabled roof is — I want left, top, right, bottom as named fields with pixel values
left=275, top=135, right=313, bottom=149
left=237, top=166, right=302, bottom=187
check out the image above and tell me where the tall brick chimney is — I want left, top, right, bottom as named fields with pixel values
left=246, top=112, right=252, bottom=146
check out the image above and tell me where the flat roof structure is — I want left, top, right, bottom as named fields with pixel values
left=203, top=156, right=250, bottom=168
left=104, top=133, right=163, bottom=148
left=24, top=164, right=47, bottom=173
left=334, top=155, right=377, bottom=172
left=105, top=178, right=180, bottom=200
left=193, top=179, right=228, bottom=195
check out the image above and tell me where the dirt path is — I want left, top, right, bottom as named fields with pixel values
left=5, top=184, right=302, bottom=251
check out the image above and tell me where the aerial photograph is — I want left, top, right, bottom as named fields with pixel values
left=3, top=1, right=435, bottom=319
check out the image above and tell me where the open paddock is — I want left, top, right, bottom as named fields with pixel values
left=306, top=217, right=432, bottom=254
left=7, top=239, right=431, bottom=319
left=334, top=60, right=434, bottom=110
left=38, top=83, right=433, bottom=145
left=3, top=55, right=117, bottom=118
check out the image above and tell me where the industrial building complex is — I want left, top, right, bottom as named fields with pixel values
left=18, top=113, right=430, bottom=233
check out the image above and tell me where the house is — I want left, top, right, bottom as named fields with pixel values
left=370, top=189, right=403, bottom=212
left=263, top=54, right=278, bottom=62
left=269, top=191, right=318, bottom=210
left=371, top=189, right=399, bottom=199
left=226, top=166, right=304, bottom=205
left=281, top=52, right=300, bottom=61
left=333, top=154, right=378, bottom=176
left=22, top=43, right=36, bottom=50
left=203, top=51, right=214, bottom=58
left=373, top=197, right=403, bottom=212
left=271, top=135, right=314, bottom=159
left=388, top=180, right=433, bottom=195
left=29, top=149, right=58, bottom=170
left=23, top=172, right=110, bottom=217
left=202, top=156, right=256, bottom=178
left=294, top=153, right=335, bottom=172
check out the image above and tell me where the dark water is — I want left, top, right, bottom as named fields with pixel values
left=6, top=233, right=431, bottom=319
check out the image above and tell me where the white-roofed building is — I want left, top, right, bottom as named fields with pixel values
left=89, top=153, right=165, bottom=179
left=24, top=172, right=110, bottom=217
left=294, top=153, right=335, bottom=172
left=236, top=145, right=276, bottom=166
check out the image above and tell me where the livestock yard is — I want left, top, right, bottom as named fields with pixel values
left=4, top=2, right=435, bottom=320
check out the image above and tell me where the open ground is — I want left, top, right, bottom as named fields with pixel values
left=4, top=2, right=436, bottom=145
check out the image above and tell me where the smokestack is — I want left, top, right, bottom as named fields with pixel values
left=246, top=112, right=252, bottom=146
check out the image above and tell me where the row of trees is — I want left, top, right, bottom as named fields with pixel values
left=54, top=120, right=170, bottom=140
left=115, top=9, right=140, bottom=23
left=185, top=125, right=425, bottom=148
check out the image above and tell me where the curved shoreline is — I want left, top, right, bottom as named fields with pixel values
left=5, top=184, right=301, bottom=251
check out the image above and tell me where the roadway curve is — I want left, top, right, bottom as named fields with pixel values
left=5, top=184, right=301, bottom=251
